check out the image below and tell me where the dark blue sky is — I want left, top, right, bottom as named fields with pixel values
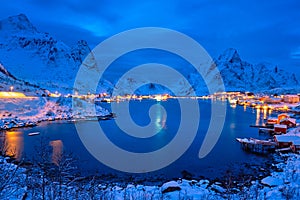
left=1, top=0, right=300, bottom=75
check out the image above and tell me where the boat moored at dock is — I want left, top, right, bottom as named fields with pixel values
left=236, top=138, right=277, bottom=154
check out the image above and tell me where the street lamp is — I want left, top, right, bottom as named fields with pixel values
left=10, top=86, right=14, bottom=92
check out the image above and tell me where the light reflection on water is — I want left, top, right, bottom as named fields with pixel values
left=255, top=108, right=273, bottom=125
left=1, top=100, right=276, bottom=180
left=49, top=140, right=63, bottom=165
left=154, top=104, right=167, bottom=132
left=263, top=108, right=267, bottom=120
left=4, top=131, right=23, bottom=159
left=256, top=108, right=260, bottom=125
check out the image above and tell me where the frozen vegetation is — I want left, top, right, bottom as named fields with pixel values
left=0, top=153, right=300, bottom=199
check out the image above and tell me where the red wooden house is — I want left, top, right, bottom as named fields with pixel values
left=291, top=140, right=300, bottom=153
left=280, top=118, right=297, bottom=128
left=274, top=135, right=300, bottom=148
left=274, top=124, right=287, bottom=134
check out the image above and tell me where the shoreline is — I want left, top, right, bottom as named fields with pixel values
left=0, top=113, right=115, bottom=131
left=0, top=152, right=297, bottom=199
left=0, top=97, right=112, bottom=131
left=1, top=145, right=282, bottom=187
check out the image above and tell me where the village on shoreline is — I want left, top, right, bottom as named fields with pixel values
left=1, top=89, right=300, bottom=130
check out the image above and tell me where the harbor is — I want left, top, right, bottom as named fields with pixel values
left=209, top=91, right=300, bottom=154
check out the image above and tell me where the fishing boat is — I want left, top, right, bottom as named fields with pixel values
left=28, top=132, right=40, bottom=136
left=259, top=127, right=274, bottom=134
left=97, top=113, right=116, bottom=121
left=236, top=138, right=277, bottom=154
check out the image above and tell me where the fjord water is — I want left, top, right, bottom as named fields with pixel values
left=3, top=99, right=272, bottom=181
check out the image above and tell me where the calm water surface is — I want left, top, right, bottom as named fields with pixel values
left=1, top=99, right=275, bottom=181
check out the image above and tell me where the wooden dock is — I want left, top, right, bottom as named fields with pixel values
left=250, top=124, right=274, bottom=128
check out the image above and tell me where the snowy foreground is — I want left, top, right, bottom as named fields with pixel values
left=0, top=153, right=300, bottom=199
left=1, top=13, right=300, bottom=199
left=1, top=97, right=300, bottom=199
left=0, top=97, right=110, bottom=130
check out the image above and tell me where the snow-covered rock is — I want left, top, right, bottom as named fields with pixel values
left=261, top=176, right=284, bottom=187
left=2, top=152, right=300, bottom=200
left=238, top=153, right=300, bottom=199
left=161, top=181, right=181, bottom=193
left=210, top=183, right=226, bottom=193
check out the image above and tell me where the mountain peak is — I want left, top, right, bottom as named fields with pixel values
left=218, top=48, right=241, bottom=63
left=0, top=14, right=38, bottom=33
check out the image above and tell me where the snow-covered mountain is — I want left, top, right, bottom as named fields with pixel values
left=214, top=48, right=299, bottom=92
left=0, top=14, right=90, bottom=92
left=0, top=62, right=45, bottom=95
left=0, top=14, right=298, bottom=95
